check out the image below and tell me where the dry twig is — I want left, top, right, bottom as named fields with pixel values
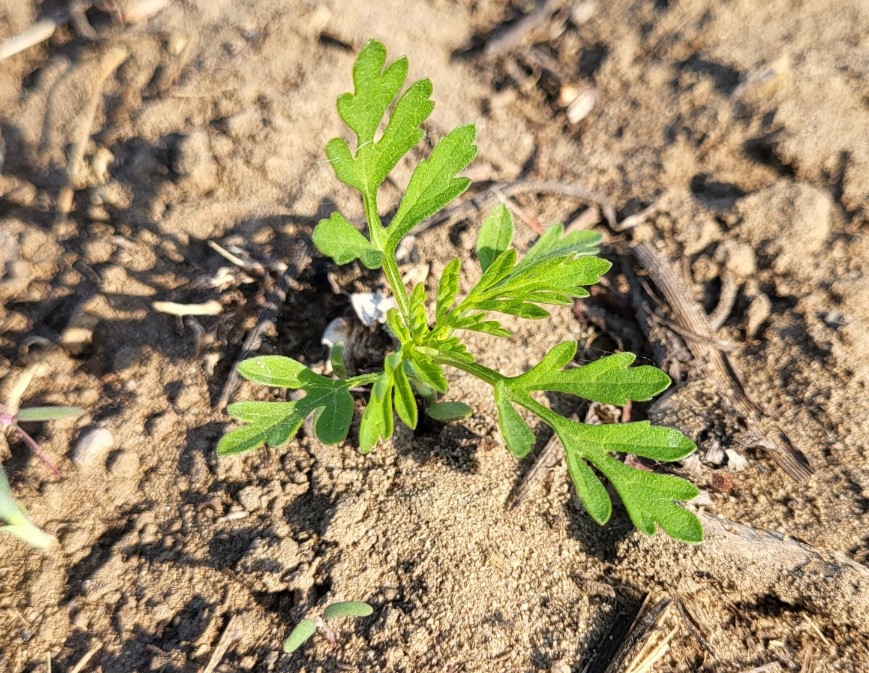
left=201, top=615, right=241, bottom=673
left=581, top=595, right=676, bottom=673
left=482, top=0, right=563, bottom=59
left=631, top=242, right=813, bottom=482
left=55, top=46, right=129, bottom=226
left=216, top=242, right=310, bottom=410
left=69, top=645, right=102, bottom=673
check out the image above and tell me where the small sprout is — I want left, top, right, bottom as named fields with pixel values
left=426, top=401, right=473, bottom=422
left=1, top=403, right=84, bottom=477
left=322, top=601, right=374, bottom=620
left=283, top=618, right=317, bottom=654
left=221, top=40, right=703, bottom=543
left=0, top=465, right=55, bottom=549
left=283, top=601, right=374, bottom=654
left=15, top=406, right=85, bottom=422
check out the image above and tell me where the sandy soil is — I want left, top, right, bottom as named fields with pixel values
left=1, top=1, right=867, bottom=671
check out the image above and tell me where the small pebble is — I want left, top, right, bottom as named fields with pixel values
left=72, top=428, right=114, bottom=468
left=237, top=485, right=262, bottom=512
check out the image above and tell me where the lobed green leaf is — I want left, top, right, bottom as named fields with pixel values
left=476, top=204, right=514, bottom=272
left=220, top=360, right=356, bottom=455
left=549, top=413, right=701, bottom=542
left=313, top=211, right=383, bottom=269
left=337, top=40, right=408, bottom=145
left=387, top=124, right=477, bottom=248
left=517, top=344, right=672, bottom=405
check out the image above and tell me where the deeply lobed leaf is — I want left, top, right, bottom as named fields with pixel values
left=218, top=357, right=356, bottom=455
left=313, top=211, right=383, bottom=269
left=516, top=342, right=672, bottom=405
left=387, top=124, right=477, bottom=248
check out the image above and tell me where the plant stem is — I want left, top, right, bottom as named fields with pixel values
left=344, top=372, right=381, bottom=387
left=434, top=356, right=505, bottom=387
left=6, top=424, right=62, bottom=478
left=518, top=395, right=563, bottom=430
left=363, top=194, right=412, bottom=322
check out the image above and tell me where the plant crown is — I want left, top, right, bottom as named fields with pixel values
left=219, top=40, right=702, bottom=543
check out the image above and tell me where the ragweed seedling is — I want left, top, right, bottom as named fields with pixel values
left=283, top=601, right=374, bottom=654
left=0, top=465, right=54, bottom=548
left=219, top=41, right=703, bottom=542
left=1, top=403, right=83, bottom=477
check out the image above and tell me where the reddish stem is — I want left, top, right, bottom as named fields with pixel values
left=6, top=422, right=62, bottom=478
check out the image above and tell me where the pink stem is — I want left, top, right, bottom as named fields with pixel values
left=9, top=424, right=62, bottom=478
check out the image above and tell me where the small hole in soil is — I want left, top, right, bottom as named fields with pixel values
left=310, top=578, right=333, bottom=604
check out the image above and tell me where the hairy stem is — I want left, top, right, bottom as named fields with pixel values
left=433, top=356, right=505, bottom=387
left=363, top=193, right=412, bottom=322
left=343, top=373, right=382, bottom=389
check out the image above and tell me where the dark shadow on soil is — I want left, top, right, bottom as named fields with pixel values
left=681, top=55, right=741, bottom=94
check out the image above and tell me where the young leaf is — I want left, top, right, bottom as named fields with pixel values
left=436, top=258, right=461, bottom=321
left=549, top=413, right=702, bottom=542
left=15, top=406, right=84, bottom=422
left=219, top=359, right=356, bottom=454
left=389, top=354, right=418, bottom=430
left=323, top=601, right=374, bottom=620
left=386, top=308, right=411, bottom=342
left=407, top=283, right=429, bottom=338
left=515, top=223, right=602, bottom=270
left=426, top=401, right=472, bottom=422
left=407, top=350, right=448, bottom=394
left=313, top=212, right=383, bottom=269
left=337, top=40, right=408, bottom=145
left=476, top=204, right=514, bottom=272
left=386, top=124, right=477, bottom=248
left=0, top=466, right=55, bottom=549
left=359, top=370, right=395, bottom=453
left=494, top=383, right=535, bottom=458
left=517, top=344, right=672, bottom=405
left=283, top=618, right=317, bottom=653
left=450, top=312, right=512, bottom=338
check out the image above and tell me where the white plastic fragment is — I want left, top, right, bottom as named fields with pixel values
left=350, top=291, right=397, bottom=327
left=321, top=318, right=351, bottom=375
left=725, top=449, right=749, bottom=472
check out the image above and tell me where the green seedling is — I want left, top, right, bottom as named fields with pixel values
left=1, top=403, right=83, bottom=477
left=283, top=601, right=374, bottom=654
left=219, top=40, right=703, bottom=542
left=0, top=465, right=54, bottom=548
